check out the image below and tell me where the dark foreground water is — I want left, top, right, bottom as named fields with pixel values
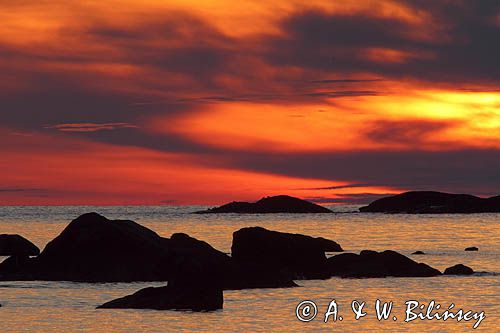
left=0, top=206, right=498, bottom=332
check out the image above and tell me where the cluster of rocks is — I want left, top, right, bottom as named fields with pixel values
left=0, top=212, right=478, bottom=311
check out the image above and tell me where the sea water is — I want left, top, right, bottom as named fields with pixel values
left=0, top=206, right=498, bottom=332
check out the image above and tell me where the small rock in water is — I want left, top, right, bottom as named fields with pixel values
left=464, top=246, right=478, bottom=251
left=327, top=250, right=441, bottom=278
left=444, top=264, right=474, bottom=275
left=412, top=251, right=425, bottom=255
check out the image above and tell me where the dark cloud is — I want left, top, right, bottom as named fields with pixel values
left=0, top=188, right=47, bottom=193
left=306, top=193, right=393, bottom=205
left=219, top=149, right=500, bottom=196
left=264, top=3, right=500, bottom=85
left=304, top=90, right=379, bottom=98
left=179, top=90, right=381, bottom=103
left=310, top=79, right=384, bottom=84
left=0, top=86, right=152, bottom=127
left=70, top=127, right=220, bottom=154
left=298, top=183, right=373, bottom=190
left=364, top=120, right=457, bottom=145
left=46, top=122, right=138, bottom=132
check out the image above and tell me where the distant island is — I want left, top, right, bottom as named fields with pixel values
left=192, top=192, right=500, bottom=214
left=359, top=191, right=500, bottom=214
left=195, top=195, right=333, bottom=214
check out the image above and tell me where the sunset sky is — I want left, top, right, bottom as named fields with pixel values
left=1, top=0, right=499, bottom=205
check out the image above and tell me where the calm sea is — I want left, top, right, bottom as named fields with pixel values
left=0, top=206, right=498, bottom=332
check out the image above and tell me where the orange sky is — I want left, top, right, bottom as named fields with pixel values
left=1, top=1, right=499, bottom=205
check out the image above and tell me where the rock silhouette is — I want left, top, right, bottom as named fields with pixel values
left=359, top=191, right=500, bottom=213
left=465, top=246, right=479, bottom=251
left=0, top=212, right=174, bottom=282
left=327, top=250, right=441, bottom=278
left=164, top=232, right=297, bottom=290
left=98, top=258, right=223, bottom=311
left=98, top=283, right=223, bottom=311
left=196, top=195, right=333, bottom=214
left=231, top=226, right=342, bottom=279
left=444, top=264, right=474, bottom=275
left=0, top=234, right=40, bottom=256
left=411, top=251, right=425, bottom=255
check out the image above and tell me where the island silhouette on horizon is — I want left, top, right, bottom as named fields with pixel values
left=195, top=192, right=500, bottom=214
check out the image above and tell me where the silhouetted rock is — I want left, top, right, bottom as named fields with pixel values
left=98, top=261, right=223, bottom=311
left=444, top=264, right=474, bottom=275
left=231, top=226, right=342, bottom=279
left=465, top=246, right=479, bottom=251
left=0, top=255, right=35, bottom=279
left=0, top=212, right=174, bottom=282
left=165, top=232, right=297, bottom=290
left=224, top=261, right=298, bottom=289
left=196, top=195, right=333, bottom=214
left=327, top=250, right=441, bottom=278
left=98, top=283, right=223, bottom=311
left=359, top=191, right=500, bottom=213
left=412, top=251, right=425, bottom=255
left=0, top=234, right=39, bottom=256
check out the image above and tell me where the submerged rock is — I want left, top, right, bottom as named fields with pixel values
left=0, top=234, right=40, bottom=256
left=196, top=195, right=333, bottom=214
left=98, top=262, right=223, bottom=311
left=231, top=226, right=342, bottom=279
left=359, top=191, right=500, bottom=214
left=412, top=251, right=425, bottom=255
left=444, top=264, right=474, bottom=275
left=98, top=284, right=223, bottom=311
left=327, top=250, right=441, bottom=278
left=465, top=246, right=479, bottom=251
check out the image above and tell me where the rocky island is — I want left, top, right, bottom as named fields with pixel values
left=195, top=195, right=333, bottom=214
left=359, top=191, right=500, bottom=214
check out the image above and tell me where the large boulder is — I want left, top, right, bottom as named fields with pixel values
left=444, top=264, right=474, bottom=275
left=465, top=246, right=479, bottom=251
left=231, top=227, right=343, bottom=279
left=0, top=234, right=40, bottom=256
left=165, top=232, right=297, bottom=290
left=196, top=195, right=333, bottom=214
left=327, top=250, right=441, bottom=278
left=359, top=191, right=500, bottom=213
left=11, top=212, right=174, bottom=282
